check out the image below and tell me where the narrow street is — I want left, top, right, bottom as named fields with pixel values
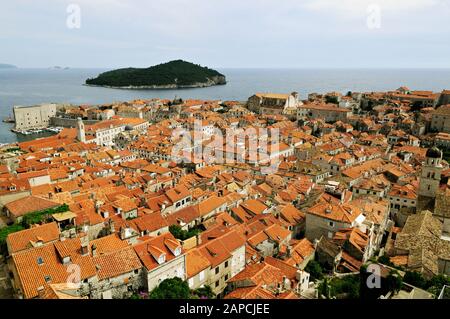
left=0, top=260, right=14, bottom=299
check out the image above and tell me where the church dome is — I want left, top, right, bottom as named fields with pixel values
left=426, top=147, right=442, bottom=159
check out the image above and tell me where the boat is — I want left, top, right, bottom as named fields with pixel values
left=46, top=127, right=63, bottom=133
left=3, top=114, right=15, bottom=123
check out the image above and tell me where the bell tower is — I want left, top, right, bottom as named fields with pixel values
left=417, top=147, right=443, bottom=211
left=77, top=117, right=86, bottom=143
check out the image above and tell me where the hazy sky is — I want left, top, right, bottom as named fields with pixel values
left=1, top=0, right=450, bottom=68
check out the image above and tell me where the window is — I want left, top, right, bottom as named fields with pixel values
left=224, top=261, right=229, bottom=268
left=158, top=254, right=166, bottom=264
left=215, top=267, right=219, bottom=275
left=329, top=221, right=335, bottom=227
left=37, top=257, right=44, bottom=265
left=327, top=231, right=334, bottom=239
left=215, top=281, right=219, bottom=288
left=224, top=274, right=229, bottom=281
left=44, top=275, right=52, bottom=282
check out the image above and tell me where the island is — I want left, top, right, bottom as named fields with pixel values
left=0, top=64, right=17, bottom=69
left=85, top=60, right=226, bottom=89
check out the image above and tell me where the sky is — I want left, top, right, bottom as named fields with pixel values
left=1, top=0, right=450, bottom=68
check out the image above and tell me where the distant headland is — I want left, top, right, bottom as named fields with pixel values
left=0, top=64, right=18, bottom=69
left=85, top=60, right=227, bottom=89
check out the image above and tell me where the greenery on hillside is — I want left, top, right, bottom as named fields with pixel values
left=86, top=60, right=226, bottom=87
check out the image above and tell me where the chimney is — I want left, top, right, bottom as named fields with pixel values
left=91, top=244, right=97, bottom=257
left=80, top=236, right=89, bottom=256
left=95, top=200, right=102, bottom=213
left=286, top=245, right=292, bottom=257
left=196, top=233, right=202, bottom=246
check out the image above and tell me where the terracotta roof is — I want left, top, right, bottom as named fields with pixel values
left=90, top=234, right=129, bottom=255
left=185, top=248, right=211, bottom=278
left=133, top=233, right=183, bottom=271
left=12, top=238, right=96, bottom=299
left=93, top=247, right=142, bottom=280
left=5, top=196, right=61, bottom=217
left=7, top=222, right=60, bottom=254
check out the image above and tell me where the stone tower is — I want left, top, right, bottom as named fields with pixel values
left=417, top=146, right=443, bottom=212
left=77, top=117, right=86, bottom=143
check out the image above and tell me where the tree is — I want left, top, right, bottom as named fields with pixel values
left=305, top=260, right=324, bottom=280
left=169, top=224, right=200, bottom=241
left=403, top=271, right=427, bottom=289
left=386, top=270, right=403, bottom=294
left=149, top=277, right=191, bottom=299
left=192, top=285, right=214, bottom=299
left=318, top=277, right=331, bottom=299
left=426, top=274, right=450, bottom=296
left=325, top=96, right=339, bottom=105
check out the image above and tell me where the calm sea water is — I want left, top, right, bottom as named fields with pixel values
left=0, top=68, right=449, bottom=143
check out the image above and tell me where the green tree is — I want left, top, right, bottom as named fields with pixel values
left=192, top=285, right=214, bottom=299
left=0, top=224, right=25, bottom=254
left=386, top=270, right=403, bottom=294
left=169, top=224, right=201, bottom=241
left=305, top=260, right=324, bottom=280
left=149, top=277, right=191, bottom=299
left=403, top=271, right=427, bottom=289
left=325, top=96, right=339, bottom=104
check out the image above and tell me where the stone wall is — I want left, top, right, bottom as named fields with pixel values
left=50, top=117, right=100, bottom=128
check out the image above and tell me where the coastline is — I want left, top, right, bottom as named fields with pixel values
left=83, top=81, right=227, bottom=90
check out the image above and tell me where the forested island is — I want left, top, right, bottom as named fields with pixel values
left=85, top=60, right=226, bottom=89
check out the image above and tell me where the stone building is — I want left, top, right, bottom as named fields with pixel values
left=133, top=233, right=186, bottom=292
left=387, top=211, right=450, bottom=278
left=13, top=104, right=57, bottom=130
left=297, top=103, right=352, bottom=123
left=246, top=92, right=301, bottom=117
left=431, top=105, right=450, bottom=133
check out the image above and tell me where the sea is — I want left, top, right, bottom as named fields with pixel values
left=0, top=67, right=450, bottom=144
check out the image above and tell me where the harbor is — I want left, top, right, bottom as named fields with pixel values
left=11, top=127, right=63, bottom=136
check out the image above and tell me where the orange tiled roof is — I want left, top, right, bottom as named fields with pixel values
left=5, top=196, right=61, bottom=218
left=7, top=222, right=60, bottom=254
